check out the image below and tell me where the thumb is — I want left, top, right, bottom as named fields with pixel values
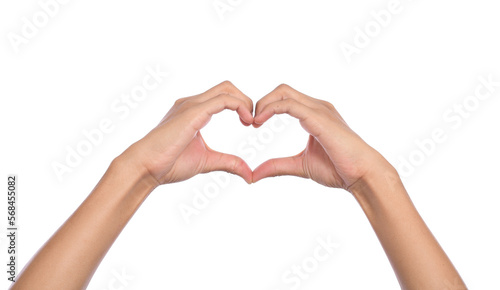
left=202, top=150, right=253, bottom=184
left=252, top=154, right=307, bottom=183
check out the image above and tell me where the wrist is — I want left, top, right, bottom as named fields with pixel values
left=111, top=148, right=160, bottom=193
left=348, top=161, right=408, bottom=216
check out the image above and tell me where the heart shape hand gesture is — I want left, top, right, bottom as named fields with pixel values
left=125, top=81, right=392, bottom=191
left=16, top=82, right=467, bottom=290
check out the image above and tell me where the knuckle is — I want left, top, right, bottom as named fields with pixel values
left=212, top=94, right=232, bottom=109
left=174, top=97, right=186, bottom=106
left=175, top=97, right=197, bottom=110
left=218, top=80, right=235, bottom=92
left=277, top=83, right=290, bottom=89
left=276, top=83, right=291, bottom=91
left=216, top=93, right=232, bottom=102
left=321, top=100, right=335, bottom=110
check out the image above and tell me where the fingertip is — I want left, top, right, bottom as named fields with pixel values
left=243, top=170, right=254, bottom=185
left=238, top=108, right=254, bottom=125
left=232, top=157, right=253, bottom=184
left=240, top=117, right=251, bottom=127
left=253, top=110, right=272, bottom=126
left=251, top=163, right=270, bottom=183
left=253, top=116, right=263, bottom=126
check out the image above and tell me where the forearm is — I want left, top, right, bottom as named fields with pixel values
left=11, top=82, right=254, bottom=289
left=349, top=164, right=466, bottom=290
left=11, top=154, right=157, bottom=290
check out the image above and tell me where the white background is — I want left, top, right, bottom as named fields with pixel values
left=1, top=0, right=500, bottom=289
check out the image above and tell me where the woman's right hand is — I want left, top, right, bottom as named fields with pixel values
left=252, top=84, right=396, bottom=190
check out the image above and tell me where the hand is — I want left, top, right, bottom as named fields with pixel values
left=252, top=84, right=393, bottom=190
left=122, top=81, right=254, bottom=185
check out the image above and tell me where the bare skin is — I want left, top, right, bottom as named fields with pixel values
left=252, top=84, right=467, bottom=289
left=11, top=82, right=466, bottom=290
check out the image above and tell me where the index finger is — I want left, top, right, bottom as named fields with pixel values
left=196, top=81, right=254, bottom=115
left=254, top=84, right=321, bottom=118
left=186, top=93, right=254, bottom=131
